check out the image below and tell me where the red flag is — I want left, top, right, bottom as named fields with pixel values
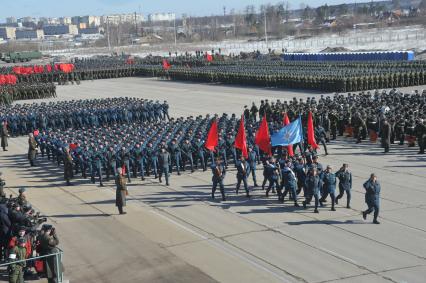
left=234, top=115, right=248, bottom=158
left=206, top=54, right=213, bottom=62
left=46, top=64, right=52, bottom=72
left=205, top=119, right=218, bottom=151
left=283, top=113, right=294, bottom=157
left=69, top=143, right=78, bottom=150
left=162, top=59, right=171, bottom=70
left=255, top=115, right=272, bottom=156
left=33, top=130, right=39, bottom=137
left=307, top=111, right=319, bottom=149
left=121, top=165, right=126, bottom=175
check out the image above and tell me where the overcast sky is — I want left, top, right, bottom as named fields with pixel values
left=0, top=0, right=366, bottom=20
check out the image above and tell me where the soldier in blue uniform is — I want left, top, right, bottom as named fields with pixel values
left=247, top=147, right=258, bottom=187
left=335, top=163, right=352, bottom=208
left=235, top=155, right=251, bottom=198
left=158, top=147, right=170, bottom=186
left=362, top=173, right=381, bottom=224
left=211, top=158, right=226, bottom=201
left=280, top=160, right=299, bottom=206
left=303, top=168, right=321, bottom=213
left=320, top=165, right=336, bottom=211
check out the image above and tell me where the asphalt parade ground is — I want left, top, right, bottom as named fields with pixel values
left=2, top=77, right=426, bottom=283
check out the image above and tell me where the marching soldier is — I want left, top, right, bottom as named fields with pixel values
left=335, top=163, right=352, bottom=208
left=235, top=155, right=250, bottom=198
left=211, top=158, right=226, bottom=201
left=362, top=173, right=381, bottom=224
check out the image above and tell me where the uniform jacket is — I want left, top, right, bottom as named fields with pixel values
left=336, top=170, right=352, bottom=191
left=322, top=172, right=336, bottom=193
left=363, top=179, right=381, bottom=206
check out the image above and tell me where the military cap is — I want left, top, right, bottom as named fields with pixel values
left=18, top=188, right=26, bottom=194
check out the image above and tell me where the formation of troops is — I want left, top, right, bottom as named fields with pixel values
left=1, top=54, right=426, bottom=105
left=2, top=86, right=419, bottom=222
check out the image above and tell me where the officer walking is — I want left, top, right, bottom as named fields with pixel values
left=211, top=158, right=226, bottom=201
left=320, top=165, right=337, bottom=211
left=280, top=160, right=299, bottom=207
left=235, top=155, right=251, bottom=198
left=115, top=168, right=128, bottom=215
left=335, top=163, right=352, bottom=208
left=247, top=147, right=259, bottom=187
left=362, top=173, right=381, bottom=224
left=303, top=168, right=321, bottom=213
left=159, top=147, right=171, bottom=186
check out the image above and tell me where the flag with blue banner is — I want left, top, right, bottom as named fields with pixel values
left=271, top=117, right=303, bottom=146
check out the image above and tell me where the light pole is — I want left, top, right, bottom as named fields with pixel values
left=264, top=8, right=268, bottom=48
left=173, top=14, right=177, bottom=47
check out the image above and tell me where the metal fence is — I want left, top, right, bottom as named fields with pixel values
left=0, top=249, right=64, bottom=283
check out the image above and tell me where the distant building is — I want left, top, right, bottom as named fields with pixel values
left=79, top=27, right=103, bottom=34
left=43, top=25, right=78, bottom=36
left=6, top=17, right=17, bottom=24
left=101, top=13, right=144, bottom=25
left=148, top=13, right=176, bottom=22
left=18, top=17, right=35, bottom=23
left=0, top=27, right=16, bottom=40
left=59, top=17, right=72, bottom=25
left=80, top=15, right=101, bottom=27
left=15, top=29, right=44, bottom=40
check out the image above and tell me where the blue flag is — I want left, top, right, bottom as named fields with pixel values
left=271, top=117, right=303, bottom=146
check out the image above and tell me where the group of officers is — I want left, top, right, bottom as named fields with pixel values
left=0, top=179, right=61, bottom=283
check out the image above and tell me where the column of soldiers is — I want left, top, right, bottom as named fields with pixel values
left=0, top=83, right=56, bottom=105
left=0, top=183, right=62, bottom=282
left=135, top=58, right=426, bottom=92
left=0, top=98, right=169, bottom=137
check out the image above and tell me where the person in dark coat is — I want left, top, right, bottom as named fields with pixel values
left=1, top=120, right=8, bottom=151
left=39, top=225, right=61, bottom=283
left=0, top=204, right=11, bottom=260
left=362, top=173, right=381, bottom=224
left=63, top=148, right=73, bottom=186
left=380, top=120, right=391, bottom=153
left=235, top=155, right=250, bottom=198
left=303, top=168, right=321, bottom=213
left=27, top=133, right=38, bottom=166
left=335, top=163, right=352, bottom=208
left=320, top=165, right=336, bottom=211
left=211, top=158, right=226, bottom=201
left=280, top=161, right=299, bottom=206
left=158, top=147, right=170, bottom=186
left=115, top=168, right=127, bottom=215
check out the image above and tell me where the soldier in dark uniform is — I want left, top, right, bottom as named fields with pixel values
left=320, top=165, right=336, bottom=211
left=247, top=147, right=258, bottom=187
left=211, top=158, right=226, bottom=201
left=280, top=160, right=299, bottom=206
left=235, top=155, right=250, bottom=198
left=181, top=139, right=194, bottom=173
left=159, top=147, right=170, bottom=186
left=303, top=168, right=321, bottom=213
left=335, top=163, right=352, bottom=208
left=380, top=119, right=392, bottom=153
left=63, top=148, right=74, bottom=186
left=27, top=133, right=38, bottom=167
left=115, top=168, right=128, bottom=215
left=0, top=120, right=8, bottom=151
left=362, top=173, right=381, bottom=224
